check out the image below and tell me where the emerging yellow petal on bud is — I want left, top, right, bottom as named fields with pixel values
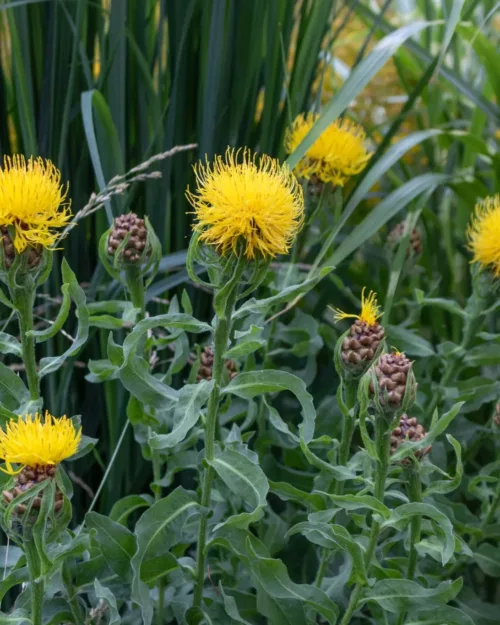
left=332, top=288, right=383, bottom=326
left=284, top=112, right=371, bottom=186
left=467, top=194, right=500, bottom=276
left=186, top=147, right=304, bottom=260
left=0, top=155, right=71, bottom=253
left=0, top=412, right=81, bottom=475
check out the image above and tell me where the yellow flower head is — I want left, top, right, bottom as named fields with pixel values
left=332, top=287, right=383, bottom=326
left=186, top=147, right=304, bottom=260
left=0, top=412, right=81, bottom=475
left=284, top=112, right=371, bottom=186
left=467, top=194, right=500, bottom=276
left=0, top=155, right=71, bottom=253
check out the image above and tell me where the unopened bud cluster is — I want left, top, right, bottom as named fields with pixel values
left=2, top=465, right=63, bottom=516
left=197, top=346, right=237, bottom=382
left=341, top=320, right=385, bottom=370
left=1, top=227, right=42, bottom=269
left=107, top=213, right=149, bottom=264
left=389, top=221, right=422, bottom=256
left=391, top=414, right=431, bottom=464
left=369, top=351, right=417, bottom=416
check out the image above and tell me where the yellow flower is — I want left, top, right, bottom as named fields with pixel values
left=467, top=194, right=500, bottom=276
left=186, top=147, right=304, bottom=260
left=284, top=112, right=371, bottom=186
left=0, top=412, right=81, bottom=475
left=0, top=155, right=71, bottom=253
left=332, top=288, right=382, bottom=326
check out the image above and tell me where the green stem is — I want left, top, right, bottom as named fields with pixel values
left=396, top=468, right=422, bottom=625
left=62, top=560, right=85, bottom=625
left=315, top=382, right=358, bottom=588
left=24, top=538, right=44, bottom=625
left=126, top=266, right=146, bottom=321
left=151, top=446, right=164, bottom=625
left=12, top=283, right=39, bottom=401
left=193, top=288, right=238, bottom=610
left=339, top=418, right=391, bottom=625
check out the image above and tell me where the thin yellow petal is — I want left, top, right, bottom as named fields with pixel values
left=467, top=194, right=500, bottom=276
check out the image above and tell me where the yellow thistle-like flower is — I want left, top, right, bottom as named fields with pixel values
left=0, top=155, right=71, bottom=253
left=332, top=287, right=383, bottom=326
left=284, top=112, right=371, bottom=186
left=0, top=412, right=81, bottom=475
left=467, top=194, right=500, bottom=276
left=186, top=147, right=304, bottom=260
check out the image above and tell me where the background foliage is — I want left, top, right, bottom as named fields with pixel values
left=1, top=0, right=500, bottom=623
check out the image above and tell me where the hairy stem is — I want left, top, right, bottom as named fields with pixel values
left=193, top=288, right=238, bottom=609
left=126, top=265, right=146, bottom=321
left=24, top=538, right=44, bottom=625
left=339, top=418, right=391, bottom=625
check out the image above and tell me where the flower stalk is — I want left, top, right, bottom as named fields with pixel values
left=24, top=537, right=44, bottom=625
left=11, top=279, right=39, bottom=401
left=193, top=279, right=240, bottom=610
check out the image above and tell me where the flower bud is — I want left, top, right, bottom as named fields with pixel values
left=369, top=351, right=417, bottom=418
left=332, top=288, right=385, bottom=380
left=390, top=414, right=431, bottom=464
left=0, top=227, right=43, bottom=270
left=196, top=345, right=237, bottom=382
left=389, top=220, right=422, bottom=256
left=107, top=213, right=150, bottom=266
left=2, top=465, right=63, bottom=517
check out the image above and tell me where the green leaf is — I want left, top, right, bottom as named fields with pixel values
left=0, top=332, right=21, bottom=357
left=247, top=540, right=339, bottom=624
left=287, top=521, right=367, bottom=585
left=208, top=446, right=269, bottom=510
left=386, top=325, right=435, bottom=357
left=85, top=512, right=136, bottom=580
left=0, top=611, right=30, bottom=625
left=321, top=492, right=391, bottom=519
left=299, top=437, right=356, bottom=480
left=29, top=284, right=71, bottom=343
left=414, top=291, right=466, bottom=319
left=149, top=380, right=213, bottom=450
left=423, top=435, right=462, bottom=496
left=38, top=259, right=90, bottom=377
left=94, top=580, right=121, bottom=625
left=232, top=267, right=333, bottom=320
left=0, top=362, right=29, bottom=415
left=223, top=371, right=316, bottom=443
left=363, top=579, right=462, bottom=614
left=405, top=606, right=474, bottom=625
left=381, top=503, right=455, bottom=564
left=224, top=325, right=266, bottom=359
left=473, top=544, right=500, bottom=577
left=220, top=584, right=253, bottom=624
left=131, top=487, right=202, bottom=625
left=109, top=494, right=152, bottom=525
left=269, top=481, right=327, bottom=511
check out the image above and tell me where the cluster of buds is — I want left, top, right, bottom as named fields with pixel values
left=368, top=350, right=417, bottom=418
left=196, top=346, right=238, bottom=383
left=390, top=414, right=431, bottom=464
left=389, top=220, right=422, bottom=256
left=107, top=213, right=150, bottom=265
left=2, top=466, right=63, bottom=516
left=1, top=226, right=43, bottom=270
left=333, top=289, right=385, bottom=380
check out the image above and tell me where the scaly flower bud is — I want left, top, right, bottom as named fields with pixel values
left=196, top=346, right=238, bottom=382
left=369, top=350, right=417, bottom=417
left=390, top=414, right=431, bottom=464
left=107, top=213, right=150, bottom=265
left=2, top=465, right=63, bottom=516
left=389, top=221, right=422, bottom=256
left=332, top=288, right=385, bottom=379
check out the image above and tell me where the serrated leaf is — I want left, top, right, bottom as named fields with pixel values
left=223, top=371, right=316, bottom=443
